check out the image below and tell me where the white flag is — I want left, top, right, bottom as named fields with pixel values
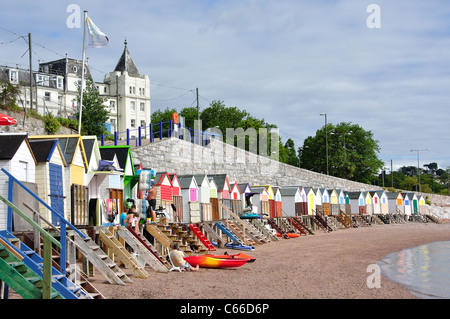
left=86, top=16, right=108, bottom=48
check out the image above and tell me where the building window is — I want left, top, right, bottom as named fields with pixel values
left=140, top=120, right=146, bottom=127
left=44, top=92, right=51, bottom=101
left=129, top=86, right=132, bottom=94
left=57, top=77, right=63, bottom=89
left=130, top=101, right=135, bottom=111
left=140, top=102, right=145, bottom=111
left=109, top=100, right=116, bottom=111
left=9, top=70, right=18, bottom=84
left=131, top=119, right=135, bottom=128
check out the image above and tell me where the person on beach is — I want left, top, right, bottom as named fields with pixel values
left=126, top=205, right=140, bottom=233
left=120, top=207, right=129, bottom=226
left=169, top=243, right=199, bottom=271
left=147, top=181, right=157, bottom=222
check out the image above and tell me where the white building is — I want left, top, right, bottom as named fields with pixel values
left=0, top=40, right=150, bottom=137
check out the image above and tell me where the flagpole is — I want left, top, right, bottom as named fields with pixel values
left=78, top=10, right=87, bottom=135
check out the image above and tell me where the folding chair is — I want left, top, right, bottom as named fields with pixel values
left=167, top=252, right=183, bottom=272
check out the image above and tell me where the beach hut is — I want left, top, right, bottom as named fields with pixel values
left=179, top=175, right=199, bottom=223
left=314, top=188, right=324, bottom=215
left=347, top=191, right=365, bottom=215
left=167, top=173, right=182, bottom=222
left=28, top=134, right=88, bottom=187
left=343, top=192, right=352, bottom=215
left=230, top=182, right=241, bottom=200
left=296, top=186, right=308, bottom=216
left=280, top=187, right=301, bottom=217
left=0, top=133, right=37, bottom=231
left=209, top=174, right=230, bottom=200
left=269, top=186, right=282, bottom=217
left=304, top=187, right=316, bottom=216
left=364, top=192, right=373, bottom=215
left=238, top=182, right=251, bottom=211
left=249, top=186, right=270, bottom=216
left=402, top=193, right=412, bottom=216
left=207, top=177, right=220, bottom=220
left=153, top=172, right=174, bottom=218
left=369, top=191, right=381, bottom=215
left=374, top=190, right=389, bottom=215
left=329, top=188, right=340, bottom=216
left=168, top=173, right=181, bottom=196
left=28, top=139, right=68, bottom=227
left=408, top=193, right=419, bottom=215
left=99, top=146, right=135, bottom=197
left=418, top=195, right=427, bottom=215
left=190, top=175, right=212, bottom=221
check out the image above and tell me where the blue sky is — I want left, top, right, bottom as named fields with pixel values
left=1, top=0, right=450, bottom=172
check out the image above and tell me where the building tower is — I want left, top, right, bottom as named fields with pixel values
left=102, top=40, right=151, bottom=137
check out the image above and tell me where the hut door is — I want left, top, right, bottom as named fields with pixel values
left=49, top=163, right=64, bottom=226
left=109, top=188, right=123, bottom=212
left=210, top=197, right=220, bottom=220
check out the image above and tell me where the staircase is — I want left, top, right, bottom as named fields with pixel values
left=266, top=218, right=290, bottom=239
left=145, top=224, right=173, bottom=249
left=313, top=211, right=333, bottom=232
left=292, top=217, right=314, bottom=235
left=189, top=224, right=216, bottom=251
left=215, top=221, right=243, bottom=244
left=287, top=217, right=308, bottom=235
left=251, top=219, right=279, bottom=241
left=199, top=222, right=228, bottom=248
left=0, top=230, right=91, bottom=299
left=376, top=214, right=390, bottom=224
left=337, top=210, right=353, bottom=228
left=98, top=228, right=149, bottom=279
left=72, top=230, right=132, bottom=286
left=116, top=226, right=168, bottom=272
left=241, top=219, right=270, bottom=244
left=126, top=227, right=170, bottom=271
left=223, top=220, right=257, bottom=246
left=0, top=242, right=63, bottom=299
left=20, top=231, right=105, bottom=299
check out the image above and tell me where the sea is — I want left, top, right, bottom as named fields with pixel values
left=377, top=241, right=450, bottom=299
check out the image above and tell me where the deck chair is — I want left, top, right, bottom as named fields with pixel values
left=167, top=252, right=183, bottom=272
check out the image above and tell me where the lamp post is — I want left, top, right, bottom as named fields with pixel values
left=320, top=113, right=329, bottom=175
left=410, top=148, right=430, bottom=192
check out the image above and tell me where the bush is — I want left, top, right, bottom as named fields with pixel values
left=44, top=113, right=61, bottom=134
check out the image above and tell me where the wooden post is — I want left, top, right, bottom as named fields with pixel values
left=42, top=237, right=52, bottom=299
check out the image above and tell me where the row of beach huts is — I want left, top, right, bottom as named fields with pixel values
left=0, top=132, right=441, bottom=300
left=0, top=132, right=435, bottom=233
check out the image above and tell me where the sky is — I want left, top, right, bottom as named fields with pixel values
left=1, top=0, right=450, bottom=172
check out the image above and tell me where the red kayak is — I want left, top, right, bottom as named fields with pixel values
left=184, top=254, right=252, bottom=268
left=211, top=253, right=256, bottom=263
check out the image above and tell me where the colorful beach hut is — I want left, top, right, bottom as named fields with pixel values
left=28, top=139, right=68, bottom=226
left=249, top=186, right=270, bottom=216
left=179, top=175, right=199, bottom=223
left=347, top=191, right=365, bottom=215
left=230, top=182, right=241, bottom=200
left=402, top=193, right=412, bottom=216
left=0, top=133, right=37, bottom=231
left=304, top=187, right=316, bottom=216
left=209, top=174, right=230, bottom=200
left=280, top=187, right=301, bottom=217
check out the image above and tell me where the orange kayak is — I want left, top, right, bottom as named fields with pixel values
left=276, top=232, right=300, bottom=238
left=184, top=254, right=252, bottom=268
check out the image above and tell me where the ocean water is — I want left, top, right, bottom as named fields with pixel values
left=377, top=241, right=450, bottom=299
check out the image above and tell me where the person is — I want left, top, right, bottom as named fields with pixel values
left=120, top=207, right=129, bottom=226
left=126, top=205, right=140, bottom=233
left=169, top=243, right=199, bottom=271
left=147, top=181, right=157, bottom=222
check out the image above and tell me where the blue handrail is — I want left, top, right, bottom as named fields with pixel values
left=1, top=168, right=86, bottom=275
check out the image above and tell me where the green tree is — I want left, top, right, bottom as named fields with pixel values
left=299, top=122, right=384, bottom=183
left=75, top=78, right=109, bottom=136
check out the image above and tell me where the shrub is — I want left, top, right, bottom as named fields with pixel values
left=44, top=113, right=61, bottom=134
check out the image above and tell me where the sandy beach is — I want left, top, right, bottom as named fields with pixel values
left=89, top=222, right=450, bottom=300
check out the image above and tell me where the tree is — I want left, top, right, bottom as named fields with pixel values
left=299, top=122, right=384, bottom=184
left=75, top=78, right=109, bottom=136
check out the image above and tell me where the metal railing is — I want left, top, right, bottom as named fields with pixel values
left=99, top=120, right=220, bottom=147
left=1, top=168, right=86, bottom=277
left=0, top=194, right=60, bottom=299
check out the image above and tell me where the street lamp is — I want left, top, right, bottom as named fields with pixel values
left=320, top=113, right=329, bottom=175
left=410, top=148, right=430, bottom=192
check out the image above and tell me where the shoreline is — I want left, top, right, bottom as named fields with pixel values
left=89, top=222, right=450, bottom=299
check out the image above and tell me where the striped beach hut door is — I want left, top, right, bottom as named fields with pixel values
left=49, top=163, right=64, bottom=226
